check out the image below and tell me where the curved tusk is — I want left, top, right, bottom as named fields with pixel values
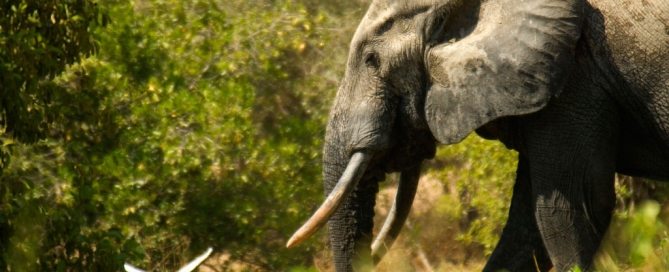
left=371, top=165, right=421, bottom=263
left=177, top=247, right=214, bottom=272
left=286, top=151, right=372, bottom=248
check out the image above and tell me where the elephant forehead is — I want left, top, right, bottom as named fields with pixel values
left=353, top=3, right=428, bottom=38
left=365, top=0, right=447, bottom=17
left=354, top=0, right=457, bottom=39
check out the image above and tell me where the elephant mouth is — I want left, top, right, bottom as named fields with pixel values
left=377, top=129, right=436, bottom=173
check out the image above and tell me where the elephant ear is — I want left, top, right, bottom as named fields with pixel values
left=425, top=0, right=584, bottom=144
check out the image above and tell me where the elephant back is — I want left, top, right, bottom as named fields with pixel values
left=585, top=0, right=669, bottom=147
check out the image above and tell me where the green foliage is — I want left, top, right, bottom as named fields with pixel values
left=0, top=0, right=105, bottom=144
left=596, top=200, right=669, bottom=271
left=428, top=135, right=517, bottom=255
left=0, top=0, right=353, bottom=270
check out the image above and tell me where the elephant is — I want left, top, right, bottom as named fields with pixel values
left=287, top=0, right=669, bottom=271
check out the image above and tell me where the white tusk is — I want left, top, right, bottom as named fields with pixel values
left=124, top=247, right=213, bottom=272
left=177, top=247, right=213, bottom=272
left=371, top=166, right=420, bottom=262
left=286, top=152, right=372, bottom=248
left=124, top=263, right=146, bottom=272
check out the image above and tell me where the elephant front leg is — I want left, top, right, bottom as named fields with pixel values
left=522, top=73, right=619, bottom=271
left=528, top=127, right=617, bottom=271
left=532, top=168, right=615, bottom=272
left=484, top=156, right=552, bottom=272
left=530, top=141, right=617, bottom=272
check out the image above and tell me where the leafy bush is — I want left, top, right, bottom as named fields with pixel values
left=428, top=135, right=516, bottom=255
left=0, top=0, right=362, bottom=270
left=0, top=0, right=104, bottom=145
left=594, top=179, right=669, bottom=271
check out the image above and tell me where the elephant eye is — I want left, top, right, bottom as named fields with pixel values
left=364, top=52, right=380, bottom=68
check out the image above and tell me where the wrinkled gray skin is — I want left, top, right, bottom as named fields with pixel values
left=321, top=0, right=669, bottom=271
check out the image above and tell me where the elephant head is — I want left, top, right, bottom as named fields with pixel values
left=288, top=0, right=584, bottom=270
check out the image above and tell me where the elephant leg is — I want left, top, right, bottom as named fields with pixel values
left=523, top=68, right=619, bottom=271
left=484, top=155, right=552, bottom=272
left=529, top=148, right=616, bottom=272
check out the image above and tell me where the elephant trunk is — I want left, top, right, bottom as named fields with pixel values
left=287, top=74, right=401, bottom=270
left=324, top=147, right=379, bottom=271
left=285, top=152, right=371, bottom=248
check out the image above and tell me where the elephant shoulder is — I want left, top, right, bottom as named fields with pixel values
left=585, top=0, right=669, bottom=145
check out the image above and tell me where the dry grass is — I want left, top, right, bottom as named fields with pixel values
left=373, top=175, right=487, bottom=272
